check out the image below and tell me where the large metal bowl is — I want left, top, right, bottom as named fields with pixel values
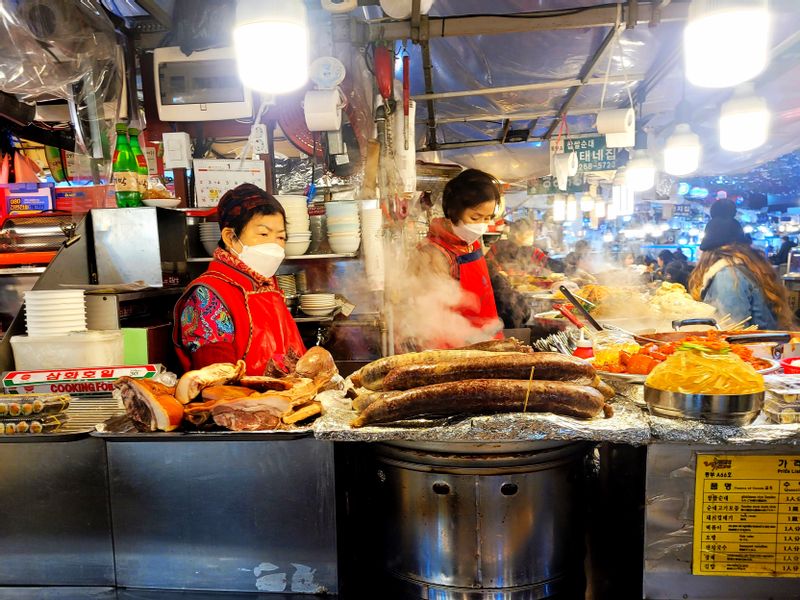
left=644, top=385, right=764, bottom=425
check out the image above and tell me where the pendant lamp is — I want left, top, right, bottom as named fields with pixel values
left=684, top=0, right=770, bottom=88
left=664, top=123, right=702, bottom=176
left=552, top=195, right=567, bottom=222
left=719, top=84, right=770, bottom=152
left=234, top=0, right=309, bottom=94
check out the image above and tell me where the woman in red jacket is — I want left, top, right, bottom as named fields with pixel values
left=420, top=169, right=503, bottom=346
left=173, top=184, right=305, bottom=375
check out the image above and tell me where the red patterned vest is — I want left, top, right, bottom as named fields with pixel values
left=173, top=256, right=305, bottom=375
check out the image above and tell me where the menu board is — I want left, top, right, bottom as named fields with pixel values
left=693, top=454, right=800, bottom=577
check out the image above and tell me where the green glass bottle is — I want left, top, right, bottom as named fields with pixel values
left=128, top=127, right=149, bottom=197
left=112, top=123, right=141, bottom=207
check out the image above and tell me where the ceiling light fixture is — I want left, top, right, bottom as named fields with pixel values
left=684, top=0, right=770, bottom=88
left=719, top=84, right=771, bottom=152
left=234, top=0, right=309, bottom=94
left=664, top=123, right=702, bottom=176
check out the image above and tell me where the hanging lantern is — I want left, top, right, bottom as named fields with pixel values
left=552, top=194, right=567, bottom=222
left=664, top=123, right=702, bottom=176
left=719, top=84, right=770, bottom=152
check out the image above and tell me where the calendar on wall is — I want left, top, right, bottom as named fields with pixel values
left=193, top=159, right=267, bottom=208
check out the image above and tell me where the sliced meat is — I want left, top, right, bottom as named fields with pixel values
left=200, top=385, right=256, bottom=402
left=210, top=395, right=293, bottom=431
left=238, top=377, right=294, bottom=392
left=116, top=377, right=183, bottom=432
left=295, top=346, right=338, bottom=382
left=175, top=361, right=246, bottom=404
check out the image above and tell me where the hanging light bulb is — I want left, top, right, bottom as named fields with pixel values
left=664, top=123, right=702, bottom=176
left=684, top=0, right=770, bottom=89
left=719, top=84, right=770, bottom=152
left=552, top=195, right=566, bottom=222
left=234, top=0, right=309, bottom=94
left=626, top=149, right=656, bottom=192
left=580, top=194, right=594, bottom=212
left=566, top=194, right=578, bottom=222
left=594, top=199, right=606, bottom=219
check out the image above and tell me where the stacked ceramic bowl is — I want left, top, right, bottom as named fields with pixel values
left=326, top=202, right=361, bottom=254
left=300, top=293, right=337, bottom=317
left=199, top=222, right=221, bottom=256
left=276, top=195, right=311, bottom=256
left=24, top=290, right=87, bottom=336
left=276, top=274, right=297, bottom=297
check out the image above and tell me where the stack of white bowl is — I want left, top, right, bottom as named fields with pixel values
left=360, top=207, right=385, bottom=291
left=326, top=202, right=361, bottom=254
left=24, top=290, right=87, bottom=336
left=199, top=222, right=221, bottom=256
left=300, top=293, right=337, bottom=317
left=276, top=195, right=312, bottom=256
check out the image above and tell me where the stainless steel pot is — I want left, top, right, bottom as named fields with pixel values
left=644, top=385, right=763, bottom=425
left=373, top=441, right=589, bottom=599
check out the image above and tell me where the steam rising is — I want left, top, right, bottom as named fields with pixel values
left=383, top=228, right=501, bottom=350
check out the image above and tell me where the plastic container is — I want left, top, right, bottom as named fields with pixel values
left=780, top=357, right=800, bottom=374
left=10, top=330, right=124, bottom=370
left=764, top=396, right=800, bottom=424
left=572, top=330, right=594, bottom=360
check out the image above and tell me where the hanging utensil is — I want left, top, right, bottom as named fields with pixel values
left=554, top=304, right=585, bottom=330
left=558, top=286, right=603, bottom=332
left=402, top=49, right=410, bottom=151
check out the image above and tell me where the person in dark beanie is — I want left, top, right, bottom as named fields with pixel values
left=689, top=199, right=793, bottom=329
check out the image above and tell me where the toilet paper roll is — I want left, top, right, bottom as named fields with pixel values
left=554, top=151, right=578, bottom=178
left=304, top=89, right=343, bottom=132
left=595, top=108, right=635, bottom=135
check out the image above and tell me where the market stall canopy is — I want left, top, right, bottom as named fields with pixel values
left=356, top=0, right=800, bottom=181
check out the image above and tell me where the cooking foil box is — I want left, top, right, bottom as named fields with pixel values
left=1, top=365, right=160, bottom=396
left=313, top=390, right=651, bottom=445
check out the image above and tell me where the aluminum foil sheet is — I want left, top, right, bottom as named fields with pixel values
left=647, top=412, right=800, bottom=446
left=313, top=391, right=650, bottom=445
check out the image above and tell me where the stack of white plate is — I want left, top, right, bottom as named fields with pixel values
left=276, top=274, right=297, bottom=296
left=199, top=222, right=221, bottom=256
left=300, top=293, right=337, bottom=317
left=326, top=202, right=361, bottom=254
left=276, top=195, right=311, bottom=256
left=24, top=290, right=87, bottom=336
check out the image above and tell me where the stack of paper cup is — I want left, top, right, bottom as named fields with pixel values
left=24, top=290, right=87, bottom=336
left=360, top=206, right=385, bottom=291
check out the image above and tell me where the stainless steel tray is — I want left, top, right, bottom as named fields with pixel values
left=644, top=385, right=763, bottom=426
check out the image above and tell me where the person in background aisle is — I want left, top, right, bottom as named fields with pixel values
left=689, top=199, right=793, bottom=330
left=773, top=235, right=797, bottom=266
left=655, top=249, right=674, bottom=280
left=173, top=184, right=305, bottom=374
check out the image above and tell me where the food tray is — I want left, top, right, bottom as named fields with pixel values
left=0, top=397, right=124, bottom=442
left=92, top=415, right=313, bottom=441
left=764, top=397, right=800, bottom=424
left=0, top=413, right=68, bottom=435
left=0, top=394, right=69, bottom=419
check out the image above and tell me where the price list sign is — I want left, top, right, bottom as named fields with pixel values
left=693, top=454, right=800, bottom=577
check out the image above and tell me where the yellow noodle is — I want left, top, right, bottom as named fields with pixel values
left=646, top=350, right=764, bottom=395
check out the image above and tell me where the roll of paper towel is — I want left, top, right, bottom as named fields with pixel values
left=595, top=108, right=635, bottom=135
left=304, top=89, right=343, bottom=132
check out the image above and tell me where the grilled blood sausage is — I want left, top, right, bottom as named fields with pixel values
left=381, top=352, right=595, bottom=391
left=351, top=379, right=607, bottom=427
left=356, top=350, right=514, bottom=391
left=459, top=338, right=533, bottom=353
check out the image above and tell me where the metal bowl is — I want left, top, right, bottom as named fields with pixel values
left=644, top=385, right=764, bottom=426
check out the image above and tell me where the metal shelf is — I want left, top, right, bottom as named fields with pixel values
left=0, top=266, right=47, bottom=276
left=293, top=316, right=335, bottom=323
left=285, top=253, right=358, bottom=260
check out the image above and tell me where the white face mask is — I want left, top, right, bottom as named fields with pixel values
left=453, top=221, right=489, bottom=244
left=233, top=239, right=285, bottom=278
